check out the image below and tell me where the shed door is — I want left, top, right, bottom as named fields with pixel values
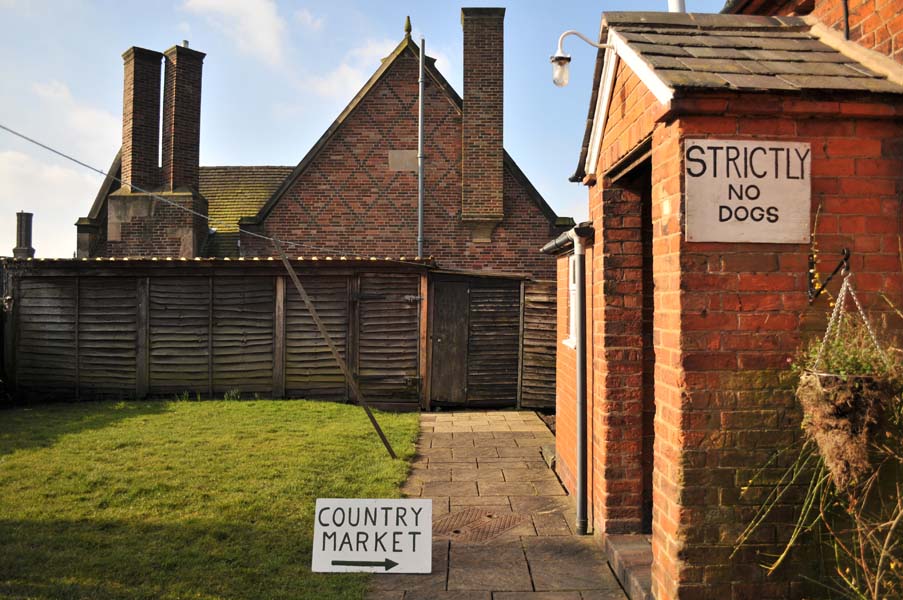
left=429, top=281, right=469, bottom=406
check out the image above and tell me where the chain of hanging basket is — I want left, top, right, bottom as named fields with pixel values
left=814, top=272, right=890, bottom=372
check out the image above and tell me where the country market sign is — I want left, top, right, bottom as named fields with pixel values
left=312, top=498, right=432, bottom=573
left=684, top=139, right=811, bottom=243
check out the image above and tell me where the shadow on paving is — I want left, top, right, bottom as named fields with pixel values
left=368, top=411, right=628, bottom=600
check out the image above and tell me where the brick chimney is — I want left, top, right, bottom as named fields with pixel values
left=161, top=42, right=205, bottom=192
left=13, top=212, right=35, bottom=259
left=461, top=7, right=505, bottom=242
left=121, top=47, right=163, bottom=192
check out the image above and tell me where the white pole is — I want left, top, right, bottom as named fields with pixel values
left=417, top=37, right=425, bottom=258
left=668, top=0, right=686, bottom=12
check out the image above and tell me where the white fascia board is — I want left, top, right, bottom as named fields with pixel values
left=583, top=28, right=673, bottom=180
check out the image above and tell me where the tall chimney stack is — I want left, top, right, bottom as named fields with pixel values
left=13, top=212, right=35, bottom=259
left=461, top=7, right=505, bottom=241
left=121, top=47, right=163, bottom=192
left=161, top=43, right=205, bottom=192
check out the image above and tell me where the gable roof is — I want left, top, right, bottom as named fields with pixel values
left=242, top=34, right=560, bottom=227
left=202, top=166, right=294, bottom=233
left=572, top=11, right=903, bottom=182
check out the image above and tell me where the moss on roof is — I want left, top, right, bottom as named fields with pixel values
left=200, top=166, right=294, bottom=234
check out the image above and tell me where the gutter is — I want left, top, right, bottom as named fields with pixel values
left=541, top=223, right=594, bottom=534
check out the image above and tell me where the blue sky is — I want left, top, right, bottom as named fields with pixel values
left=0, top=0, right=724, bottom=257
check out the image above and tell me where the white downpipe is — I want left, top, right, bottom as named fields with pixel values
left=417, top=37, right=425, bottom=258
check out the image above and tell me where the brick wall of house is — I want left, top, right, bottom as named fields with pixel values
left=121, top=47, right=162, bottom=192
left=808, top=0, right=903, bottom=63
left=162, top=44, right=205, bottom=192
left=554, top=247, right=594, bottom=522
left=239, top=49, right=560, bottom=278
left=102, top=193, right=207, bottom=258
left=573, top=55, right=903, bottom=599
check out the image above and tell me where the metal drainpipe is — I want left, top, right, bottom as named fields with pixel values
left=668, top=0, right=686, bottom=12
left=570, top=228, right=589, bottom=535
left=417, top=37, right=426, bottom=258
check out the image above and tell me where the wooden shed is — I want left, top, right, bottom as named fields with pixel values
left=0, top=257, right=555, bottom=410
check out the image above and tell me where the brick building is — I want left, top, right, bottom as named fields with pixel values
left=76, top=9, right=568, bottom=277
left=545, top=1, right=903, bottom=598
left=65, top=8, right=567, bottom=410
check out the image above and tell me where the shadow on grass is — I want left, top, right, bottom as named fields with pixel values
left=0, top=402, right=171, bottom=457
left=0, top=517, right=362, bottom=600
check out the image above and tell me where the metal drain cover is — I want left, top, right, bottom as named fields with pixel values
left=433, top=508, right=528, bottom=543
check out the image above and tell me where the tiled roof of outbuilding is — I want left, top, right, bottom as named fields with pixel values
left=200, top=166, right=294, bottom=233
left=605, top=12, right=903, bottom=93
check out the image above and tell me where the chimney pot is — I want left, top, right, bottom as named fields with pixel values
left=13, top=211, right=35, bottom=259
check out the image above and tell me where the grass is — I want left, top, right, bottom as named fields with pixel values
left=0, top=400, right=420, bottom=600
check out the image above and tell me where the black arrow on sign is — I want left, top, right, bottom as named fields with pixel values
left=331, top=558, right=399, bottom=571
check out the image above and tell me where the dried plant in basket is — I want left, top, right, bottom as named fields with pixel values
left=795, top=277, right=902, bottom=490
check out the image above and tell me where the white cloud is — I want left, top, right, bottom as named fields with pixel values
left=294, top=8, right=323, bottom=31
left=30, top=80, right=120, bottom=167
left=182, top=0, right=286, bottom=66
left=0, top=151, right=102, bottom=258
left=307, top=38, right=396, bottom=100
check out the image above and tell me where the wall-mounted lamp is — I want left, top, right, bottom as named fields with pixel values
left=550, top=30, right=613, bottom=87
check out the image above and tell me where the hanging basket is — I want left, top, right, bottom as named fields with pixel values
left=797, top=370, right=890, bottom=489
left=796, top=272, right=899, bottom=490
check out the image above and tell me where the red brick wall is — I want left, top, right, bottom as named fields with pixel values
left=571, top=56, right=903, bottom=599
left=555, top=247, right=594, bottom=524
left=240, top=49, right=560, bottom=278
left=811, top=0, right=903, bottom=62
left=162, top=45, right=205, bottom=192
left=101, top=193, right=207, bottom=258
left=461, top=8, right=505, bottom=222
left=121, top=47, right=162, bottom=192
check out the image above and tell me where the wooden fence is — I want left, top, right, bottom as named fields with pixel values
left=1, top=259, right=557, bottom=409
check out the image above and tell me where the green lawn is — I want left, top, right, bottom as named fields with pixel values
left=0, top=400, right=419, bottom=600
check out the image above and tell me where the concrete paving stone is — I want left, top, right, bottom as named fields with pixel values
left=532, top=480, right=567, bottom=496
left=432, top=438, right=477, bottom=448
left=580, top=591, right=629, bottom=600
left=452, top=495, right=513, bottom=507
left=514, top=437, right=548, bottom=447
left=491, top=431, right=523, bottom=439
left=532, top=512, right=572, bottom=536
left=422, top=481, right=478, bottom=498
left=420, top=414, right=438, bottom=421
left=420, top=447, right=454, bottom=459
left=494, top=593, right=583, bottom=600
left=448, top=551, right=532, bottom=591
left=503, top=468, right=557, bottom=482
left=368, top=540, right=449, bottom=594
left=489, top=517, right=538, bottom=542
left=509, top=496, right=572, bottom=517
left=410, top=467, right=452, bottom=482
left=477, top=459, right=541, bottom=468
left=472, top=424, right=505, bottom=432
left=453, top=432, right=496, bottom=439
left=405, top=592, right=491, bottom=600
left=478, top=481, right=537, bottom=497
left=432, top=497, right=451, bottom=517
left=449, top=541, right=525, bottom=566
left=452, top=468, right=504, bottom=482
left=453, top=447, right=500, bottom=459
left=523, top=537, right=619, bottom=592
left=498, top=447, right=543, bottom=458
left=401, top=480, right=422, bottom=497
left=473, top=437, right=506, bottom=447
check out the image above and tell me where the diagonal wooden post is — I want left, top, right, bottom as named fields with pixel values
left=273, top=240, right=397, bottom=460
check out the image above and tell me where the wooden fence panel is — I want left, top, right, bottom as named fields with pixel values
left=15, top=278, right=76, bottom=395
left=466, top=284, right=520, bottom=407
left=78, top=278, right=137, bottom=396
left=285, top=275, right=349, bottom=401
left=358, top=273, right=420, bottom=406
left=212, top=277, right=274, bottom=394
left=149, top=277, right=210, bottom=395
left=521, top=281, right=556, bottom=408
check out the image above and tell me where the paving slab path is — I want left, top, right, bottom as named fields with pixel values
left=367, top=411, right=627, bottom=600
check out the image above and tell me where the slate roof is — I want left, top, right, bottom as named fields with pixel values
left=571, top=11, right=903, bottom=181
left=606, top=12, right=903, bottom=93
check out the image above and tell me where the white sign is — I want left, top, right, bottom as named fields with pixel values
left=312, top=498, right=432, bottom=573
left=684, top=139, right=811, bottom=243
